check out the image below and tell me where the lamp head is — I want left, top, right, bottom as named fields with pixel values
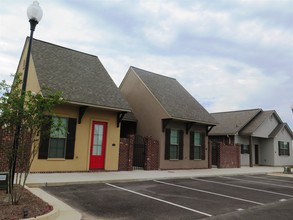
left=27, top=1, right=43, bottom=23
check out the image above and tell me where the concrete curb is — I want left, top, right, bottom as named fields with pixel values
left=26, top=171, right=275, bottom=188
left=25, top=187, right=81, bottom=220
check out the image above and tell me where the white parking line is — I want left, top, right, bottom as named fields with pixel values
left=220, top=176, right=293, bottom=189
left=191, top=178, right=293, bottom=198
left=106, top=183, right=212, bottom=217
left=154, top=180, right=264, bottom=205
left=245, top=175, right=293, bottom=184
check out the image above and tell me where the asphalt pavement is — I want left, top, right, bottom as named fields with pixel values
left=42, top=173, right=293, bottom=220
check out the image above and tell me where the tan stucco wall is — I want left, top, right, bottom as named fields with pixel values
left=30, top=104, right=121, bottom=172
left=120, top=69, right=168, bottom=140
left=16, top=40, right=121, bottom=172
left=16, top=39, right=42, bottom=93
left=161, top=121, right=208, bottom=169
left=120, top=69, right=209, bottom=170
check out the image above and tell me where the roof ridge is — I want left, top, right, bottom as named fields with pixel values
left=130, top=66, right=176, bottom=80
left=31, top=37, right=97, bottom=58
left=211, top=108, right=262, bottom=114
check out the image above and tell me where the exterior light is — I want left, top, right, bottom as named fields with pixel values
left=27, top=1, right=43, bottom=23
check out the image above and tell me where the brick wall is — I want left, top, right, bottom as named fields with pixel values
left=0, top=129, right=13, bottom=172
left=208, top=141, right=212, bottom=168
left=0, top=127, right=33, bottom=173
left=118, top=135, right=134, bottom=171
left=144, top=137, right=159, bottom=170
left=218, top=143, right=240, bottom=168
left=118, top=135, right=159, bottom=171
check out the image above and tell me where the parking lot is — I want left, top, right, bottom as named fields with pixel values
left=43, top=174, right=293, bottom=219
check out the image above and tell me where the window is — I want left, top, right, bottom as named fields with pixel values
left=170, top=129, right=179, bottom=159
left=193, top=132, right=201, bottom=159
left=190, top=132, right=205, bottom=160
left=38, top=117, right=77, bottom=160
left=48, top=117, right=68, bottom=158
left=241, top=144, right=249, bottom=154
left=279, top=141, right=290, bottom=156
left=165, top=129, right=183, bottom=160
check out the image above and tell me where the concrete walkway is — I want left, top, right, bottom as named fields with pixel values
left=26, top=166, right=284, bottom=187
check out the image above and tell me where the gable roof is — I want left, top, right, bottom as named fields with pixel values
left=30, top=38, right=130, bottom=111
left=269, top=123, right=293, bottom=138
left=130, top=66, right=217, bottom=125
left=209, top=109, right=261, bottom=135
left=239, top=110, right=276, bottom=135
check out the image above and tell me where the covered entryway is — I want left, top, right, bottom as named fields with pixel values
left=211, top=142, right=219, bottom=167
left=89, top=121, right=107, bottom=169
left=255, top=144, right=259, bottom=165
left=133, top=135, right=145, bottom=170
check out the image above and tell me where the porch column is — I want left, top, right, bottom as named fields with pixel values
left=249, top=136, right=253, bottom=167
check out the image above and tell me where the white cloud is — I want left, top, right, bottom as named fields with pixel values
left=1, top=0, right=293, bottom=129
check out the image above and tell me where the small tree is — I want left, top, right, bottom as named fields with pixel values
left=0, top=74, right=64, bottom=205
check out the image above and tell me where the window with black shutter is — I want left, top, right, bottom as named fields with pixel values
left=190, top=131, right=204, bottom=160
left=65, top=118, right=77, bottom=159
left=165, top=128, right=184, bottom=160
left=240, top=144, right=250, bottom=154
left=201, top=133, right=205, bottom=160
left=38, top=116, right=77, bottom=159
left=279, top=141, right=290, bottom=156
left=38, top=116, right=51, bottom=159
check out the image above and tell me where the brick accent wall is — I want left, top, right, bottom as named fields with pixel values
left=0, top=129, right=14, bottom=172
left=144, top=137, right=159, bottom=170
left=0, top=127, right=33, bottom=173
left=118, top=135, right=159, bottom=171
left=118, top=135, right=134, bottom=171
left=208, top=141, right=212, bottom=169
left=218, top=143, right=240, bottom=168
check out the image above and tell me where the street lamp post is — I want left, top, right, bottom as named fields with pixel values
left=10, top=1, right=42, bottom=190
left=22, top=1, right=43, bottom=93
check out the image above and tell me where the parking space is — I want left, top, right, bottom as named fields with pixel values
left=43, top=175, right=293, bottom=220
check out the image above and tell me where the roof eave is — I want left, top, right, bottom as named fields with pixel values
left=67, top=100, right=131, bottom=112
left=170, top=116, right=218, bottom=126
left=208, top=133, right=237, bottom=136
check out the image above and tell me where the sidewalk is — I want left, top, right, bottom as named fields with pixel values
left=26, top=166, right=284, bottom=187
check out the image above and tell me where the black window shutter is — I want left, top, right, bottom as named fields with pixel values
left=179, top=130, right=184, bottom=160
left=288, top=142, right=290, bottom=156
left=65, top=118, right=77, bottom=159
left=278, top=141, right=281, bottom=156
left=38, top=116, right=51, bottom=159
left=201, top=133, right=205, bottom=160
left=165, top=129, right=170, bottom=160
left=190, top=131, right=194, bottom=160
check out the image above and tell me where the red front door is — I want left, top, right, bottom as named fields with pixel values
left=89, top=121, right=107, bottom=169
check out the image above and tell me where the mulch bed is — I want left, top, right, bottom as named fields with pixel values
left=0, top=188, right=52, bottom=220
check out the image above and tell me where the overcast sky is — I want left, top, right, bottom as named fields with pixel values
left=1, top=0, right=293, bottom=128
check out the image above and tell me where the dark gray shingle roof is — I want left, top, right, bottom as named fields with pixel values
left=31, top=38, right=130, bottom=111
left=269, top=123, right=285, bottom=138
left=209, top=109, right=261, bottom=135
left=268, top=123, right=293, bottom=138
left=131, top=66, right=217, bottom=125
left=240, top=110, right=275, bottom=135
